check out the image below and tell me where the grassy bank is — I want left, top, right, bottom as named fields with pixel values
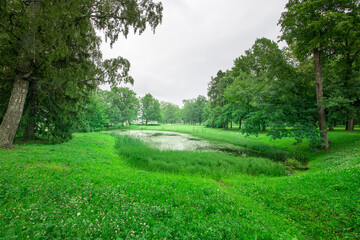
left=1, top=126, right=360, bottom=239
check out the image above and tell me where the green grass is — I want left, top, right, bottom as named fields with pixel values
left=1, top=126, right=360, bottom=239
left=114, top=134, right=285, bottom=177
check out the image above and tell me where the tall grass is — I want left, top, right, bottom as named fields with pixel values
left=114, top=135, right=285, bottom=177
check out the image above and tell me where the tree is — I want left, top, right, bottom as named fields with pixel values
left=104, top=87, right=140, bottom=126
left=182, top=99, right=196, bottom=124
left=279, top=0, right=360, bottom=148
left=323, top=56, right=360, bottom=132
left=0, top=0, right=163, bottom=148
left=207, top=70, right=228, bottom=108
left=201, top=102, right=212, bottom=126
left=181, top=96, right=208, bottom=125
left=224, top=72, right=261, bottom=131
left=194, top=95, right=208, bottom=125
left=323, top=2, right=360, bottom=131
left=140, top=93, right=161, bottom=125
left=206, top=70, right=234, bottom=128
left=75, top=93, right=109, bottom=132
left=218, top=38, right=321, bottom=145
left=160, top=102, right=180, bottom=124
left=279, top=0, right=329, bottom=148
left=15, top=58, right=101, bottom=142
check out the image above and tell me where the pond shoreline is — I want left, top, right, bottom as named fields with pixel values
left=107, top=129, right=309, bottom=166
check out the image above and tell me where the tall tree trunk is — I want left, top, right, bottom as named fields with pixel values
left=24, top=81, right=38, bottom=140
left=25, top=122, right=35, bottom=139
left=313, top=49, right=329, bottom=149
left=230, top=121, right=232, bottom=129
left=0, top=77, right=29, bottom=148
left=347, top=119, right=354, bottom=132
left=239, top=119, right=242, bottom=129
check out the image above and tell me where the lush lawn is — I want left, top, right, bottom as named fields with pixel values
left=1, top=125, right=359, bottom=239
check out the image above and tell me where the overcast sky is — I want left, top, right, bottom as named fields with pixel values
left=100, top=0, right=288, bottom=106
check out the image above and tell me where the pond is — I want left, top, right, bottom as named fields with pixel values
left=111, top=130, right=249, bottom=156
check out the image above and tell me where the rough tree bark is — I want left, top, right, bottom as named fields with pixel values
left=313, top=49, right=329, bottom=149
left=0, top=77, right=29, bottom=148
left=347, top=119, right=354, bottom=132
left=0, top=1, right=38, bottom=148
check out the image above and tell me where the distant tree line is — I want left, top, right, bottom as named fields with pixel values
left=75, top=90, right=164, bottom=130
left=75, top=91, right=210, bottom=129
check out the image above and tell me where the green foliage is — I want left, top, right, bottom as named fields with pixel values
left=207, top=70, right=228, bottom=108
left=206, top=70, right=234, bottom=128
left=160, top=102, right=181, bottom=124
left=323, top=53, right=360, bottom=127
left=101, top=87, right=140, bottom=126
left=0, top=0, right=163, bottom=145
left=279, top=0, right=360, bottom=59
left=205, top=38, right=322, bottom=146
left=284, top=158, right=303, bottom=173
left=75, top=93, right=109, bottom=132
left=74, top=87, right=141, bottom=132
left=201, top=1, right=360, bottom=148
left=0, top=81, right=11, bottom=121
left=182, top=95, right=208, bottom=125
left=279, top=0, right=360, bottom=134
left=140, top=93, right=162, bottom=125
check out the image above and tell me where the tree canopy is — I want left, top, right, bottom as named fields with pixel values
left=103, top=87, right=140, bottom=126
left=160, top=102, right=181, bottom=124
left=140, top=93, right=161, bottom=125
left=0, top=0, right=163, bottom=147
left=279, top=0, right=360, bottom=148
